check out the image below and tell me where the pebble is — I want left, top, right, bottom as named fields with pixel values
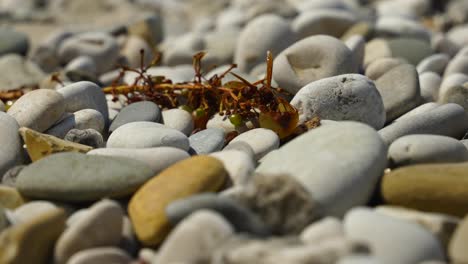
left=127, top=13, right=163, bottom=47
left=234, top=14, right=295, bottom=73
left=388, top=134, right=468, bottom=167
left=45, top=109, right=105, bottom=138
left=417, top=53, right=450, bottom=75
left=0, top=112, right=24, bottom=177
left=393, top=102, right=440, bottom=123
left=273, top=35, right=358, bottom=94
left=292, top=9, right=357, bottom=39
left=66, top=247, right=132, bottom=264
left=222, top=141, right=256, bottom=158
left=161, top=108, right=194, bottom=136
left=162, top=33, right=205, bottom=66
left=54, top=199, right=124, bottom=264
left=337, top=255, right=382, bottom=264
left=107, top=121, right=190, bottom=151
left=227, top=128, right=279, bottom=161
left=0, top=100, right=4, bottom=112
left=0, top=186, right=25, bottom=209
left=64, top=56, right=97, bottom=82
left=166, top=193, right=270, bottom=236
left=57, top=81, right=109, bottom=123
left=210, top=150, right=255, bottom=185
left=300, top=217, right=344, bottom=244
left=0, top=207, right=7, bottom=232
left=7, top=89, right=65, bottom=132
left=128, top=156, right=227, bottom=246
left=203, top=29, right=239, bottom=67
left=344, top=35, right=365, bottom=69
left=256, top=122, right=387, bottom=217
left=290, top=74, right=386, bottom=129
left=344, top=207, right=445, bottom=263
left=419, top=72, right=442, bottom=102
left=382, top=162, right=468, bottom=216
left=375, top=63, right=422, bottom=122
left=19, top=127, right=92, bottom=162
left=365, top=57, right=406, bottom=80
left=0, top=208, right=66, bottom=264
left=438, top=73, right=468, bottom=97
left=87, top=147, right=189, bottom=174
left=0, top=28, right=29, bottom=56
left=156, top=210, right=234, bottom=263
left=121, top=35, right=153, bottom=68
left=431, top=33, right=460, bottom=58
left=375, top=17, right=430, bottom=41
left=15, top=152, right=154, bottom=202
left=189, top=128, right=225, bottom=154
left=449, top=214, right=468, bottom=263
left=446, top=24, right=468, bottom=47
left=64, top=128, right=104, bottom=148
left=379, top=103, right=468, bottom=145
left=8, top=200, right=58, bottom=225
left=109, top=101, right=161, bottom=133
left=58, top=32, right=120, bottom=74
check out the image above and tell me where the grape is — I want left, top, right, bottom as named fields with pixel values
left=195, top=107, right=206, bottom=117
left=229, top=114, right=243, bottom=126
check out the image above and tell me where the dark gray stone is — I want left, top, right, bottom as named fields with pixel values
left=0, top=28, right=29, bottom=56
left=64, top=128, right=104, bottom=148
left=109, top=101, right=161, bottom=133
left=189, top=128, right=225, bottom=155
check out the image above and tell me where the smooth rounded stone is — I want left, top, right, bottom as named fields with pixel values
left=341, top=22, right=375, bottom=41
left=290, top=74, right=386, bottom=129
left=66, top=247, right=132, bottom=264
left=119, top=216, right=139, bottom=255
left=447, top=25, right=468, bottom=47
left=431, top=33, right=460, bottom=58
left=210, top=150, right=255, bottom=185
left=167, top=193, right=269, bottom=236
left=376, top=206, right=460, bottom=250
left=121, top=35, right=153, bottom=69
left=417, top=54, right=450, bottom=75
left=87, top=147, right=189, bottom=175
left=7, top=89, right=65, bottom=132
left=419, top=72, right=442, bottom=102
left=0, top=28, right=29, bottom=56
left=46, top=109, right=105, bottom=138
left=129, top=156, right=227, bottom=246
left=447, top=0, right=468, bottom=24
left=388, top=135, right=468, bottom=167
left=15, top=152, right=154, bottom=202
left=109, top=101, right=161, bottom=132
left=206, top=113, right=236, bottom=133
left=393, top=103, right=441, bottom=123
left=203, top=29, right=239, bottom=67
left=0, top=207, right=7, bottom=232
left=0, top=100, right=4, bottom=112
left=0, top=207, right=66, bottom=264
left=162, top=33, right=205, bottom=66
left=0, top=112, right=23, bottom=177
left=375, top=17, right=430, bottom=41
left=337, top=255, right=382, bottom=264
left=379, top=103, right=468, bottom=145
left=8, top=201, right=58, bottom=225
left=127, top=13, right=163, bottom=46
left=54, top=199, right=124, bottom=264
left=216, top=7, right=247, bottom=29
left=273, top=35, right=358, bottom=94
left=64, top=128, right=104, bottom=148
left=449, top=215, right=468, bottom=263
left=438, top=83, right=468, bottom=113
left=365, top=57, right=407, bottom=80
left=300, top=217, right=344, bottom=244
left=382, top=162, right=468, bottom=217
left=344, top=35, right=365, bottom=69
left=439, top=73, right=468, bottom=97
left=58, top=32, right=119, bottom=74
left=0, top=54, right=45, bottom=91
left=344, top=207, right=445, bottom=264
left=227, top=128, right=279, bottom=161
left=189, top=128, right=225, bottom=155
left=157, top=210, right=234, bottom=263
left=444, top=47, right=468, bottom=77
left=364, top=39, right=396, bottom=68
left=386, top=38, right=433, bottom=66
left=64, top=56, right=97, bottom=82
left=234, top=14, right=295, bottom=73
left=0, top=186, right=25, bottom=209
left=225, top=173, right=320, bottom=235
left=375, top=63, right=422, bottom=122
left=375, top=0, right=431, bottom=17
left=107, top=122, right=190, bottom=151
left=161, top=109, right=194, bottom=136
left=292, top=9, right=357, bottom=39
left=257, top=121, right=387, bottom=217
left=222, top=141, right=255, bottom=159
left=57, top=81, right=109, bottom=122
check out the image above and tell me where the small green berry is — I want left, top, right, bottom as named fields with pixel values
left=229, top=114, right=243, bottom=126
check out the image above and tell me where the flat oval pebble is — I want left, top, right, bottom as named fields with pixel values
left=0, top=28, right=29, bottom=56
left=7, top=89, right=65, bottom=132
left=109, top=101, right=161, bottom=133
left=15, top=152, right=154, bottom=202
left=210, top=150, right=255, bottom=185
left=449, top=215, right=468, bottom=263
left=419, top=72, right=441, bottom=102
left=273, top=35, right=358, bottom=94
left=64, top=128, right=104, bottom=148
left=87, top=147, right=189, bottom=174
left=128, top=156, right=228, bottom=246
left=290, top=74, right=385, bottom=129
left=9, top=201, right=58, bottom=225
left=388, top=134, right=468, bottom=167
left=300, top=217, right=344, bottom=244
left=228, top=128, right=279, bottom=161
left=161, top=108, right=194, bottom=136
left=64, top=56, right=97, bottom=81
left=107, top=121, right=190, bottom=151
left=189, top=128, right=225, bottom=154
left=417, top=53, right=450, bottom=75
left=292, top=9, right=357, bottom=38
left=0, top=112, right=23, bottom=176
left=45, top=109, right=105, bottom=138
left=365, top=57, right=406, bottom=80
left=256, top=121, right=387, bottom=216
left=379, top=103, right=468, bottom=145
left=344, top=207, right=445, bottom=264
left=57, top=81, right=109, bottom=122
left=438, top=83, right=468, bottom=112
left=54, top=199, right=124, bottom=264
left=382, top=162, right=468, bottom=217
left=67, top=247, right=132, bottom=264
left=0, top=186, right=25, bottom=209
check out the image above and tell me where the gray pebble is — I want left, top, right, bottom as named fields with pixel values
left=64, top=56, right=97, bottom=82
left=161, top=108, right=194, bottom=136
left=189, top=128, right=225, bottom=155
left=417, top=53, right=450, bottom=75
left=292, top=9, right=357, bottom=39
left=365, top=57, right=407, bottom=80
left=419, top=72, right=442, bottom=102
left=45, top=109, right=105, bottom=138
left=0, top=113, right=24, bottom=177
left=0, top=28, right=29, bottom=56
left=64, top=128, right=104, bottom=148
left=228, top=128, right=279, bottom=161
left=110, top=101, right=161, bottom=132
left=67, top=247, right=132, bottom=264
left=210, top=150, right=255, bottom=185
